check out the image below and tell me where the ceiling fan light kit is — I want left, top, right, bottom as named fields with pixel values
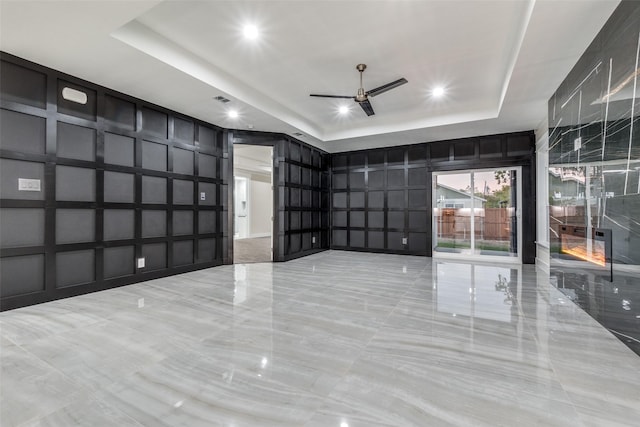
left=310, top=63, right=408, bottom=116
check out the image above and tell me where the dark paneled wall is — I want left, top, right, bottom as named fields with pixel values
left=330, top=132, right=537, bottom=263
left=1, top=51, right=537, bottom=311
left=0, top=53, right=229, bottom=310
left=275, top=137, right=330, bottom=261
left=548, top=0, right=640, bottom=264
left=229, top=131, right=330, bottom=262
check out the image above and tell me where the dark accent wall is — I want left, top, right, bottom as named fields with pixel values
left=0, top=53, right=229, bottom=310
left=229, top=131, right=330, bottom=262
left=330, top=132, right=537, bottom=263
left=548, top=0, right=640, bottom=265
left=1, top=51, right=537, bottom=311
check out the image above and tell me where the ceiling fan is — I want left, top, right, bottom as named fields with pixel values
left=310, top=64, right=408, bottom=116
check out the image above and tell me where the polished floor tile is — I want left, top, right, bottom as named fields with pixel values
left=1, top=251, right=639, bottom=426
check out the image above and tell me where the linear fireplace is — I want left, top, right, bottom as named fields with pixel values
left=560, top=226, right=613, bottom=281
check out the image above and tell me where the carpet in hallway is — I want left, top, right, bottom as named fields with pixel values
left=234, top=236, right=271, bottom=263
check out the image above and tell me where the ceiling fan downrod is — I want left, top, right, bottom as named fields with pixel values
left=356, top=64, right=367, bottom=102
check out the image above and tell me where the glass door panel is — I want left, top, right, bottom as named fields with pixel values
left=473, top=170, right=518, bottom=258
left=434, top=172, right=472, bottom=254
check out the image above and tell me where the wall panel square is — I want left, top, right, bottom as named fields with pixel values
left=56, top=166, right=95, bottom=202
left=104, top=246, right=134, bottom=279
left=0, top=109, right=46, bottom=154
left=173, top=210, right=194, bottom=235
left=142, top=176, right=167, bottom=204
left=142, top=140, right=167, bottom=171
left=0, top=254, right=44, bottom=297
left=56, top=209, right=95, bottom=244
left=173, top=148, right=194, bottom=175
left=104, top=171, right=134, bottom=203
left=0, top=208, right=45, bottom=248
left=104, top=209, right=134, bottom=241
left=142, top=243, right=167, bottom=271
left=0, top=61, right=46, bottom=108
left=173, top=240, right=194, bottom=266
left=174, top=118, right=194, bottom=144
left=198, top=211, right=216, bottom=234
left=0, top=159, right=45, bottom=200
left=104, top=133, right=134, bottom=167
left=197, top=238, right=216, bottom=263
left=56, top=249, right=95, bottom=288
left=57, top=122, right=95, bottom=161
left=173, top=179, right=194, bottom=205
left=141, top=107, right=168, bottom=138
left=142, top=210, right=166, bottom=238
left=104, top=95, right=135, bottom=130
left=198, top=154, right=217, bottom=178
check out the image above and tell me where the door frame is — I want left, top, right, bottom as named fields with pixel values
left=432, top=166, right=523, bottom=264
left=231, top=142, right=275, bottom=263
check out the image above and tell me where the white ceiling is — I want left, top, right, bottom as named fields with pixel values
left=234, top=144, right=272, bottom=177
left=0, top=0, right=620, bottom=153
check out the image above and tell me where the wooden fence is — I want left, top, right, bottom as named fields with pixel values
left=436, top=208, right=512, bottom=240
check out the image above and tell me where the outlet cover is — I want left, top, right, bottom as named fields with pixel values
left=574, top=137, right=582, bottom=151
left=137, top=257, right=145, bottom=268
left=402, top=237, right=408, bottom=245
left=312, top=236, right=316, bottom=244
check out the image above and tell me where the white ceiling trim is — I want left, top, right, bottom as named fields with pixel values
left=112, top=20, right=323, bottom=139
left=324, top=109, right=498, bottom=142
left=497, top=0, right=536, bottom=113
left=112, top=2, right=535, bottom=144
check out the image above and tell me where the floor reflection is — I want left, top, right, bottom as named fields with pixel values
left=435, top=262, right=520, bottom=324
left=551, top=267, right=640, bottom=355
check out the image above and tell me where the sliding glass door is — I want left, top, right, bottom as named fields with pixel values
left=433, top=168, right=521, bottom=262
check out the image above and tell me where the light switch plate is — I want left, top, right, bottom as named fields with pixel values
left=200, top=192, right=206, bottom=201
left=137, top=257, right=145, bottom=268
left=18, top=178, right=41, bottom=191
left=402, top=237, right=408, bottom=245
left=312, top=236, right=316, bottom=244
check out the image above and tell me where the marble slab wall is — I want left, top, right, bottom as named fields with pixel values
left=548, top=0, right=640, bottom=265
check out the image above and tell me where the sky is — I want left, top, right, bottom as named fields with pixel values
left=436, top=170, right=510, bottom=194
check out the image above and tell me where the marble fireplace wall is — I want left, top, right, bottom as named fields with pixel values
left=548, top=0, right=640, bottom=265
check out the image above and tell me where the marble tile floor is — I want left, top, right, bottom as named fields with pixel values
left=1, top=250, right=639, bottom=426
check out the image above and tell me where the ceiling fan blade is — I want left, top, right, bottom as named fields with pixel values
left=367, top=78, right=408, bottom=97
left=359, top=99, right=375, bottom=116
left=310, top=94, right=354, bottom=99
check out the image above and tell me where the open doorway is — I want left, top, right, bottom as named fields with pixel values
left=233, top=144, right=273, bottom=263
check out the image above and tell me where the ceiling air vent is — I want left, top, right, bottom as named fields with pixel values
left=214, top=96, right=231, bottom=103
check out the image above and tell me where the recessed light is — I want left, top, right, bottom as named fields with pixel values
left=243, top=24, right=259, bottom=40
left=432, top=86, right=445, bottom=98
left=338, top=105, right=349, bottom=114
left=228, top=110, right=239, bottom=119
